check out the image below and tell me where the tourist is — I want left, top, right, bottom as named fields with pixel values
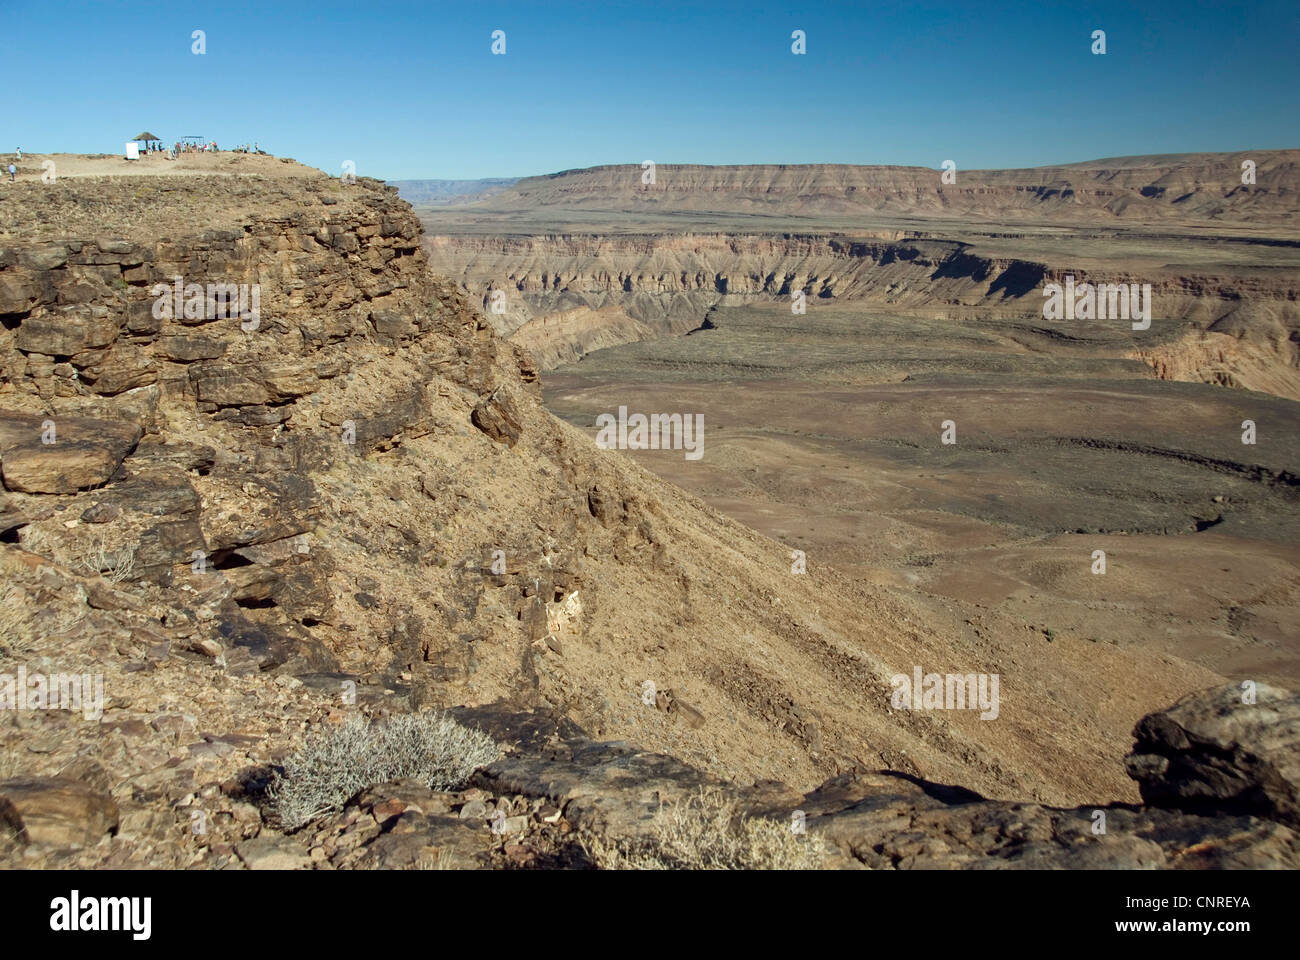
left=7, top=163, right=15, bottom=182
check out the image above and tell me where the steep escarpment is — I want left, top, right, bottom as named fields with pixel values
left=0, top=158, right=1270, bottom=869
left=426, top=231, right=1300, bottom=396
left=1131, top=330, right=1300, bottom=400
left=421, top=152, right=1300, bottom=395
left=467, top=152, right=1300, bottom=225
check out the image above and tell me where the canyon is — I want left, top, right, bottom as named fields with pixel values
left=0, top=151, right=1295, bottom=869
left=417, top=151, right=1300, bottom=772
left=415, top=152, right=1300, bottom=397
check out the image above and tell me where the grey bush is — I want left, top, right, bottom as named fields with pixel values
left=271, top=712, right=500, bottom=830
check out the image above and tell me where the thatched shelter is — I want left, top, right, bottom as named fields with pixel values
left=132, top=131, right=162, bottom=151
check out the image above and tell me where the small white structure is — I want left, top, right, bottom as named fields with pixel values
left=124, top=142, right=140, bottom=160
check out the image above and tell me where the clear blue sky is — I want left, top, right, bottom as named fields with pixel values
left=2, top=0, right=1296, bottom=180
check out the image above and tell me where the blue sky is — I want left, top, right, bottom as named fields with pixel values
left=2, top=0, right=1296, bottom=180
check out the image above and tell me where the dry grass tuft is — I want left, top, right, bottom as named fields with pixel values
left=584, top=787, right=829, bottom=870
left=76, top=536, right=136, bottom=584
left=16, top=527, right=136, bottom=584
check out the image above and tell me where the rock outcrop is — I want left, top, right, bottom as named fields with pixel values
left=129, top=689, right=1300, bottom=870
left=0, top=413, right=141, bottom=494
left=1127, top=682, right=1300, bottom=828
left=0, top=776, right=119, bottom=849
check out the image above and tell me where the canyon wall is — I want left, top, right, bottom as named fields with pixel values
left=472, top=152, right=1300, bottom=224
left=425, top=231, right=1300, bottom=396
left=422, top=152, right=1300, bottom=392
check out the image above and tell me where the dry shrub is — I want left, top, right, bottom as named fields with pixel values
left=77, top=536, right=136, bottom=584
left=584, top=787, right=829, bottom=870
left=270, top=713, right=500, bottom=831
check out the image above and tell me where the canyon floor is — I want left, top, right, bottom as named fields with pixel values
left=545, top=300, right=1300, bottom=693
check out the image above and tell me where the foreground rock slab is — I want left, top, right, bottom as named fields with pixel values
left=0, top=411, right=141, bottom=494
left=0, top=778, right=120, bottom=849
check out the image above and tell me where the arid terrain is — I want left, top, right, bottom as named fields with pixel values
left=418, top=154, right=1300, bottom=702
left=417, top=153, right=1300, bottom=394
left=0, top=152, right=1296, bottom=870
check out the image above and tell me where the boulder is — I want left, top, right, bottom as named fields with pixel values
left=0, top=778, right=119, bottom=848
left=587, top=483, right=626, bottom=526
left=128, top=438, right=216, bottom=473
left=371, top=309, right=415, bottom=339
left=258, top=360, right=317, bottom=400
left=471, top=389, right=522, bottom=447
left=189, top=362, right=272, bottom=407
left=158, top=335, right=226, bottom=362
left=78, top=351, right=158, bottom=395
left=0, top=411, right=142, bottom=494
left=125, top=298, right=162, bottom=334
left=481, top=738, right=718, bottom=841
left=15, top=311, right=119, bottom=356
left=235, top=836, right=311, bottom=870
left=0, top=271, right=53, bottom=315
left=17, top=245, right=69, bottom=271
left=1126, top=682, right=1300, bottom=828
left=133, top=518, right=208, bottom=584
left=80, top=502, right=121, bottom=524
left=105, top=464, right=202, bottom=518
